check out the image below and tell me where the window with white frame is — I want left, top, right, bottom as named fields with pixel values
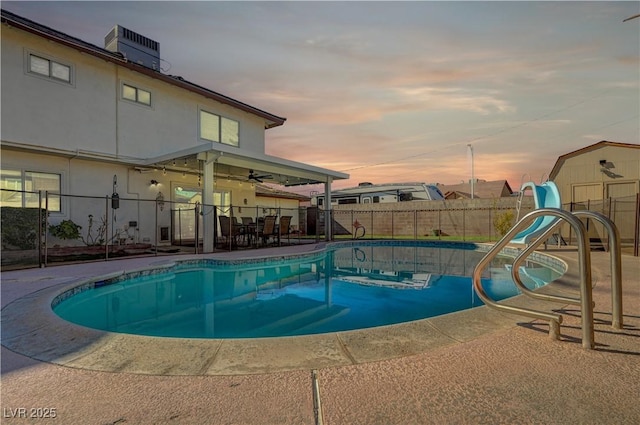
left=221, top=117, right=239, bottom=146
left=199, top=110, right=239, bottom=147
left=0, top=170, right=61, bottom=212
left=28, top=53, right=72, bottom=84
left=213, top=190, right=231, bottom=209
left=122, top=83, right=151, bottom=106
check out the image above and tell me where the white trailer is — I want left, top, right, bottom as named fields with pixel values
left=311, top=182, right=444, bottom=206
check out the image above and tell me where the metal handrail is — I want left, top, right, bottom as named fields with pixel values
left=572, top=210, right=623, bottom=329
left=511, top=210, right=623, bottom=329
left=511, top=222, right=581, bottom=306
left=472, top=208, right=595, bottom=349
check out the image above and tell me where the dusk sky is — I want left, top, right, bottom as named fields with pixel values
left=4, top=1, right=639, bottom=193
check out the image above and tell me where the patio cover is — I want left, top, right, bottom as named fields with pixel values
left=143, top=143, right=348, bottom=187
left=144, top=143, right=348, bottom=251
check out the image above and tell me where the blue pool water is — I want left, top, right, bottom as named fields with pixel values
left=53, top=242, right=562, bottom=338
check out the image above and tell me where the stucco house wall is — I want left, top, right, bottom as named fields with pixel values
left=1, top=26, right=267, bottom=160
left=1, top=29, right=117, bottom=154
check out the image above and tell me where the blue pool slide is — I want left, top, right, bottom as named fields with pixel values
left=511, top=181, right=562, bottom=245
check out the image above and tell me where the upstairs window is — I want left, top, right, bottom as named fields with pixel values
left=122, top=83, right=151, bottom=106
left=28, top=53, right=71, bottom=84
left=221, top=117, right=239, bottom=146
left=200, top=110, right=220, bottom=142
left=199, top=110, right=239, bottom=147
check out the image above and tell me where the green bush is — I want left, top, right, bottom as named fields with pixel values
left=48, top=219, right=82, bottom=241
left=493, top=210, right=515, bottom=237
left=48, top=215, right=108, bottom=246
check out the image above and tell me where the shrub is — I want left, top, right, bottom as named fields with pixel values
left=493, top=210, right=515, bottom=237
left=48, top=219, right=82, bottom=241
left=48, top=215, right=109, bottom=246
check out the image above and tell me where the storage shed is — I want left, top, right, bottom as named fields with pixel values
left=549, top=141, right=639, bottom=204
left=549, top=141, right=639, bottom=248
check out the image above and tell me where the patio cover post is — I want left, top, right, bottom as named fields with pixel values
left=324, top=177, right=333, bottom=241
left=201, top=152, right=217, bottom=253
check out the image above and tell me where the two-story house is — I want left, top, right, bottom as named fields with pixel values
left=1, top=9, right=347, bottom=252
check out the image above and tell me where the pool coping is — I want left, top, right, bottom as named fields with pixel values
left=1, top=241, right=576, bottom=376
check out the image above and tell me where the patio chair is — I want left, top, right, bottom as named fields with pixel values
left=233, top=216, right=250, bottom=246
left=241, top=217, right=256, bottom=245
left=259, top=215, right=277, bottom=246
left=278, top=215, right=292, bottom=245
left=219, top=216, right=243, bottom=248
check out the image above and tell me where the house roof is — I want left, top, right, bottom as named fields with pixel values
left=0, top=9, right=286, bottom=129
left=443, top=191, right=472, bottom=200
left=549, top=141, right=640, bottom=180
left=438, top=180, right=513, bottom=199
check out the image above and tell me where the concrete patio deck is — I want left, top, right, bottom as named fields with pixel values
left=1, top=244, right=638, bottom=424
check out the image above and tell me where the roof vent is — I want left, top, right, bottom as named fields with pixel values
left=358, top=182, right=373, bottom=187
left=104, top=25, right=160, bottom=71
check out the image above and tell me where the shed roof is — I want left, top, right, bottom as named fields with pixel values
left=549, top=141, right=640, bottom=180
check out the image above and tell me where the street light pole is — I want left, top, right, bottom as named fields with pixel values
left=468, top=144, right=475, bottom=199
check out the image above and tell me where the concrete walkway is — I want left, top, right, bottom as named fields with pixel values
left=1, top=245, right=639, bottom=424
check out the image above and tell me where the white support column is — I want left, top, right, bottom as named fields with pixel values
left=200, top=152, right=217, bottom=253
left=324, top=177, right=333, bottom=241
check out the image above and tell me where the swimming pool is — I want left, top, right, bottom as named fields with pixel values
left=53, top=241, right=562, bottom=339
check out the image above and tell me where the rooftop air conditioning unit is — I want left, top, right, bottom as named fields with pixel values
left=104, top=25, right=160, bottom=71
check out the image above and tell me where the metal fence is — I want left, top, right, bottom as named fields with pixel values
left=2, top=189, right=638, bottom=270
left=324, top=206, right=517, bottom=241
left=315, top=194, right=640, bottom=255
left=563, top=195, right=640, bottom=255
left=0, top=189, right=314, bottom=269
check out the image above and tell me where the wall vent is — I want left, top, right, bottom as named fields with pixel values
left=104, top=25, right=160, bottom=71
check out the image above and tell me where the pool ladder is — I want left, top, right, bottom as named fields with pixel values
left=473, top=208, right=622, bottom=350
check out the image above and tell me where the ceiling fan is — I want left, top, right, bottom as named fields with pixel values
left=248, top=169, right=272, bottom=183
